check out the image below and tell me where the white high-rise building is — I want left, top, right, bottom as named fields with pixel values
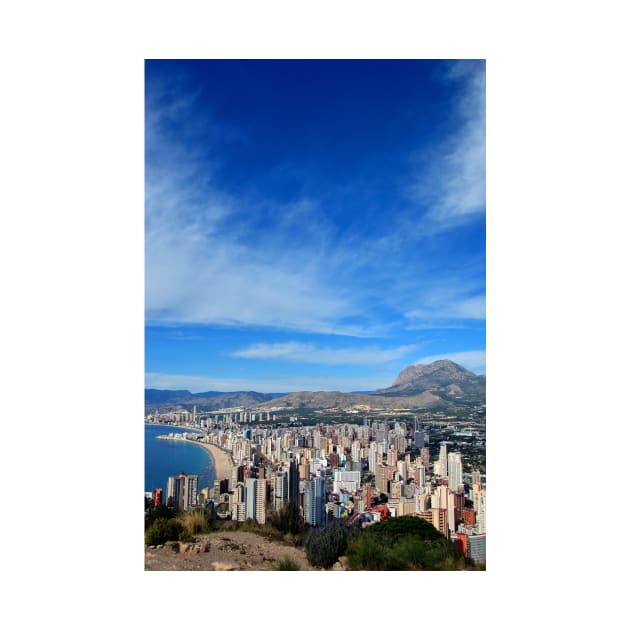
left=476, top=491, right=486, bottom=533
left=448, top=452, right=463, bottom=491
left=438, top=442, right=448, bottom=479
left=447, top=491, right=456, bottom=535
left=255, top=477, right=266, bottom=524
left=368, top=442, right=378, bottom=473
left=415, top=464, right=426, bottom=487
left=274, top=470, right=288, bottom=510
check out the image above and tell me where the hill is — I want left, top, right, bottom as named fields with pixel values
left=145, top=389, right=286, bottom=410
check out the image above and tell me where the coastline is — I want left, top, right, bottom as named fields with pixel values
left=194, top=441, right=234, bottom=482
left=154, top=433, right=234, bottom=482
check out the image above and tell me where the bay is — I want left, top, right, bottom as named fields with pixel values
left=144, top=424, right=216, bottom=497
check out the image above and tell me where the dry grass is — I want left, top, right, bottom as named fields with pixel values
left=179, top=509, right=209, bottom=538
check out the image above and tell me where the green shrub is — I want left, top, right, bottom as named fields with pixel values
left=345, top=516, right=467, bottom=570
left=346, top=534, right=386, bottom=570
left=145, top=517, right=184, bottom=546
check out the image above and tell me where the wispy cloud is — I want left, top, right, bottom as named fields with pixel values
left=415, top=350, right=486, bottom=374
left=405, top=294, right=485, bottom=323
left=145, top=63, right=485, bottom=338
left=231, top=342, right=417, bottom=365
left=145, top=82, right=368, bottom=336
left=410, top=60, right=485, bottom=234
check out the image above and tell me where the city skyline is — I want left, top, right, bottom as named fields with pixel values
left=145, top=60, right=485, bottom=393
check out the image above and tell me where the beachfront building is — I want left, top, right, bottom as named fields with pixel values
left=166, top=472, right=198, bottom=511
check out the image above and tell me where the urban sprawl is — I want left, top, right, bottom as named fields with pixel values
left=146, top=405, right=486, bottom=564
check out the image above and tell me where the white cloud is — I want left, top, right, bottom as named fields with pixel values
left=415, top=350, right=486, bottom=374
left=231, top=342, right=417, bottom=365
left=145, top=85, right=369, bottom=336
left=405, top=294, right=486, bottom=322
left=411, top=60, right=486, bottom=234
left=144, top=64, right=485, bottom=336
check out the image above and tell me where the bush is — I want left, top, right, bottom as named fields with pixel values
left=145, top=503, right=178, bottom=529
left=345, top=534, right=386, bottom=570
left=345, top=516, right=467, bottom=570
left=145, top=518, right=184, bottom=546
left=269, top=502, right=305, bottom=535
left=273, top=557, right=300, bottom=571
left=304, top=520, right=352, bottom=568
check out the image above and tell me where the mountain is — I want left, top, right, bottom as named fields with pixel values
left=146, top=360, right=485, bottom=413
left=145, top=389, right=286, bottom=410
left=374, top=359, right=485, bottom=406
left=258, top=360, right=484, bottom=410
left=376, top=359, right=485, bottom=401
left=257, top=389, right=445, bottom=411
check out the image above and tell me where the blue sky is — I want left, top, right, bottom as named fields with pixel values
left=145, top=59, right=485, bottom=393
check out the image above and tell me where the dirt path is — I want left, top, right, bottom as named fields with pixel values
left=144, top=530, right=315, bottom=571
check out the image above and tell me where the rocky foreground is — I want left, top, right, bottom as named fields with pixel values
left=145, top=530, right=345, bottom=571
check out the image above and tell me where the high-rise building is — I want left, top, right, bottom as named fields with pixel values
left=415, top=465, right=426, bottom=487
left=166, top=472, right=198, bottom=511
left=420, top=447, right=430, bottom=468
left=255, top=477, right=266, bottom=524
left=152, top=488, right=163, bottom=506
left=432, top=507, right=449, bottom=537
left=299, top=457, right=310, bottom=481
left=467, top=533, right=486, bottom=564
left=448, top=452, right=463, bottom=491
left=274, top=470, right=288, bottom=510
left=368, top=442, right=378, bottom=473
left=476, top=491, right=486, bottom=533
left=304, top=476, right=327, bottom=527
left=288, top=458, right=299, bottom=505
left=245, top=477, right=257, bottom=520
left=375, top=463, right=388, bottom=495
left=438, top=442, right=448, bottom=479
left=414, top=430, right=424, bottom=449
left=387, top=447, right=397, bottom=467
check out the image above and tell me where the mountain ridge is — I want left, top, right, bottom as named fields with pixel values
left=145, top=359, right=484, bottom=411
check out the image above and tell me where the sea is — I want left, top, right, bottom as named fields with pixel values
left=144, top=424, right=216, bottom=496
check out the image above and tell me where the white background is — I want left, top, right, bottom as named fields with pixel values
left=1, top=0, right=629, bottom=626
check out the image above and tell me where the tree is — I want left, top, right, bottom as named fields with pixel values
left=345, top=515, right=466, bottom=570
left=304, top=520, right=352, bottom=568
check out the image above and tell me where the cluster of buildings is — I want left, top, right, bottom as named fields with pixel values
left=148, top=416, right=486, bottom=564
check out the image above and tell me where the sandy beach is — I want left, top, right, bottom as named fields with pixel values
left=195, top=441, right=234, bottom=482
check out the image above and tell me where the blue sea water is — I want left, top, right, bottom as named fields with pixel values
left=144, top=424, right=216, bottom=497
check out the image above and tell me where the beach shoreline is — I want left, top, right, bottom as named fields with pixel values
left=154, top=434, right=234, bottom=482
left=194, top=441, right=234, bottom=482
